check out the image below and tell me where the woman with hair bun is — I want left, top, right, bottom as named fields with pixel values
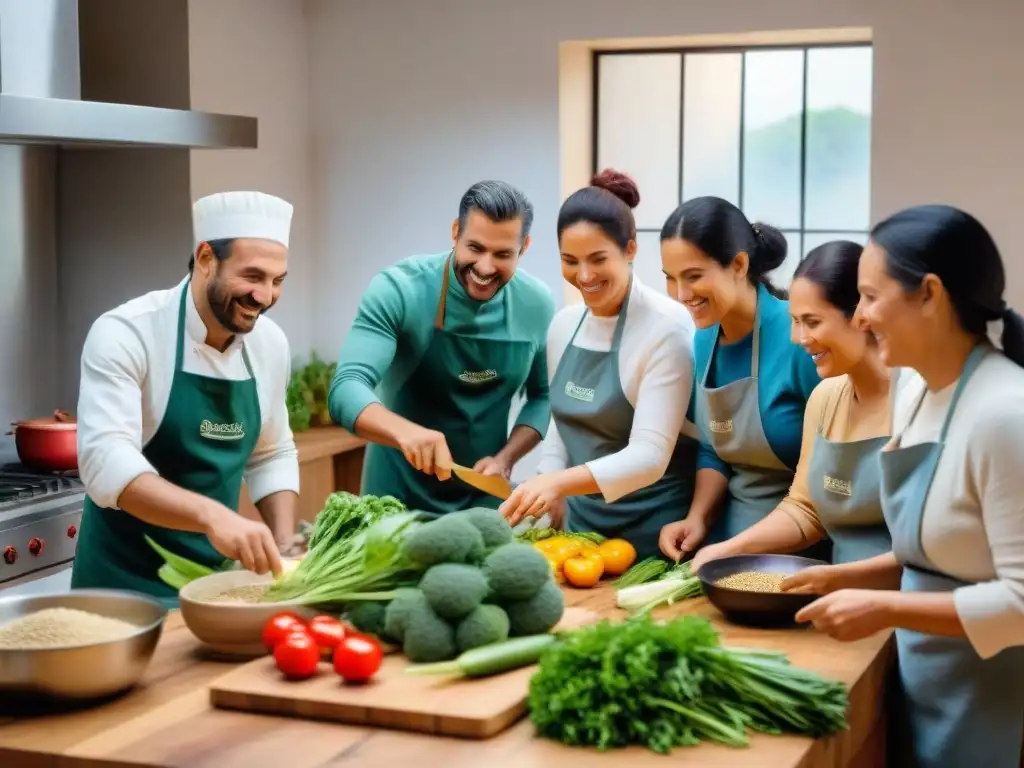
left=692, top=240, right=906, bottom=578
left=657, top=197, right=822, bottom=559
left=796, top=205, right=1024, bottom=768
left=499, top=169, right=698, bottom=559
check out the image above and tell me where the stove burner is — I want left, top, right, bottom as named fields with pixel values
left=0, top=464, right=84, bottom=506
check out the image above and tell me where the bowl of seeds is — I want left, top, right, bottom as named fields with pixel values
left=696, top=553, right=829, bottom=627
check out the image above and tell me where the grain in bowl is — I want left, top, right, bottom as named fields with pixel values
left=0, top=606, right=141, bottom=650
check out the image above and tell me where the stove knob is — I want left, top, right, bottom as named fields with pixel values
left=28, top=538, right=44, bottom=556
left=3, top=546, right=16, bottom=565
left=67, top=525, right=77, bottom=538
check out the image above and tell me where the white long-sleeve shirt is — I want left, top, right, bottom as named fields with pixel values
left=77, top=276, right=300, bottom=510
left=892, top=348, right=1024, bottom=659
left=536, top=277, right=697, bottom=502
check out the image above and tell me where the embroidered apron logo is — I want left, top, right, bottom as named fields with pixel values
left=708, top=418, right=734, bottom=434
left=199, top=419, right=246, bottom=441
left=564, top=381, right=596, bottom=402
left=823, top=476, right=852, bottom=497
left=458, top=369, right=498, bottom=384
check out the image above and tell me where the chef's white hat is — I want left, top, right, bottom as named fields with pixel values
left=193, top=191, right=293, bottom=249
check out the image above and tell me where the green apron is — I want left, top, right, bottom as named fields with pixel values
left=360, top=254, right=537, bottom=515
left=71, top=282, right=261, bottom=608
left=550, top=282, right=697, bottom=561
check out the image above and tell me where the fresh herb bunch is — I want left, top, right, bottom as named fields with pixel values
left=527, top=614, right=848, bottom=753
left=307, top=492, right=407, bottom=551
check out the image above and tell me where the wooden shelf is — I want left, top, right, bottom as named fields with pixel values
left=240, top=426, right=366, bottom=525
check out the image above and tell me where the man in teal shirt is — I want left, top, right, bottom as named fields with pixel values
left=329, top=181, right=555, bottom=514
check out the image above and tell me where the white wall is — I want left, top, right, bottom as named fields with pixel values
left=307, top=0, right=1024, bottom=360
left=188, top=0, right=315, bottom=361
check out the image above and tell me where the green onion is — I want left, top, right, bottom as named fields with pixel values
left=612, top=557, right=669, bottom=587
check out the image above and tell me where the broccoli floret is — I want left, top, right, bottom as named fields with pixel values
left=383, top=588, right=427, bottom=643
left=504, top=581, right=565, bottom=636
left=458, top=507, right=514, bottom=548
left=455, top=604, right=510, bottom=652
left=402, top=599, right=458, bottom=663
left=483, top=542, right=552, bottom=601
left=346, top=601, right=387, bottom=637
left=400, top=515, right=485, bottom=567
left=419, top=563, right=489, bottom=620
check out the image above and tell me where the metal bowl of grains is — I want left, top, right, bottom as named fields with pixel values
left=178, top=569, right=317, bottom=658
left=696, top=553, right=829, bottom=628
left=0, top=589, right=166, bottom=702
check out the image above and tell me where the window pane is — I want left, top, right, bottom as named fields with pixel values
left=633, top=230, right=667, bottom=296
left=597, top=54, right=682, bottom=229
left=804, top=47, right=873, bottom=231
left=766, top=232, right=803, bottom=290
left=802, top=231, right=869, bottom=258
left=742, top=50, right=804, bottom=230
left=682, top=53, right=742, bottom=205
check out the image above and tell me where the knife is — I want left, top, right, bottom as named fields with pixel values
left=450, top=463, right=512, bottom=500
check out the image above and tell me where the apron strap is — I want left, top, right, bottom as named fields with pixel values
left=434, top=252, right=453, bottom=331
left=702, top=286, right=761, bottom=387
left=177, top=279, right=256, bottom=379
left=939, top=345, right=987, bottom=441
left=821, top=367, right=901, bottom=436
left=566, top=276, right=633, bottom=349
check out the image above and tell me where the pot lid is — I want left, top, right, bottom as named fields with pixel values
left=13, top=410, right=78, bottom=431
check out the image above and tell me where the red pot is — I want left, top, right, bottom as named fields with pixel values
left=8, top=409, right=78, bottom=472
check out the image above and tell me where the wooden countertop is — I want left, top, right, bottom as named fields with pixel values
left=0, top=587, right=893, bottom=768
left=294, top=425, right=365, bottom=463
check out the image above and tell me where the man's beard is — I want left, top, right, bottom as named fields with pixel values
left=455, top=261, right=505, bottom=297
left=207, top=276, right=269, bottom=335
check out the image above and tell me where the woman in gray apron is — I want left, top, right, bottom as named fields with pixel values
left=500, top=170, right=697, bottom=560
left=798, top=205, right=1024, bottom=768
left=691, top=241, right=898, bottom=575
left=657, top=197, right=822, bottom=562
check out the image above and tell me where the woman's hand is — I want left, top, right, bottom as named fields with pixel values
left=659, top=517, right=708, bottom=562
left=499, top=474, right=565, bottom=527
left=794, top=589, right=895, bottom=641
left=781, top=564, right=846, bottom=595
left=689, top=541, right=734, bottom=573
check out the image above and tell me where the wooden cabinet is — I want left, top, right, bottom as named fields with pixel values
left=240, top=427, right=366, bottom=524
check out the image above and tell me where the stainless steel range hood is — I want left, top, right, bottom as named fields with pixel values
left=0, top=0, right=257, bottom=149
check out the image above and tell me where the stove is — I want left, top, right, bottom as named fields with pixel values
left=0, top=454, right=85, bottom=589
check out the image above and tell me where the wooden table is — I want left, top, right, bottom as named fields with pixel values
left=0, top=586, right=894, bottom=768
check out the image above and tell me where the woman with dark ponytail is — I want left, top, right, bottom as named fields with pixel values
left=499, top=170, right=698, bottom=559
left=657, top=197, right=822, bottom=560
left=796, top=205, right=1024, bottom=768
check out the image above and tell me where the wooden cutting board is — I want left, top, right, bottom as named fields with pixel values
left=208, top=606, right=600, bottom=739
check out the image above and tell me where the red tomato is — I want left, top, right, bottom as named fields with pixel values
left=262, top=613, right=306, bottom=651
left=333, top=634, right=383, bottom=683
left=273, top=629, right=321, bottom=680
left=308, top=615, right=345, bottom=655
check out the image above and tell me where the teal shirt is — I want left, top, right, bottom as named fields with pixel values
left=329, top=253, right=556, bottom=439
left=688, top=285, right=821, bottom=476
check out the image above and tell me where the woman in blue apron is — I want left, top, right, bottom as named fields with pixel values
left=691, top=241, right=900, bottom=576
left=656, top=197, right=822, bottom=562
left=499, top=170, right=697, bottom=560
left=797, top=205, right=1024, bottom=768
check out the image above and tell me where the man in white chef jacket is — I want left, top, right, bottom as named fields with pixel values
left=70, top=191, right=300, bottom=607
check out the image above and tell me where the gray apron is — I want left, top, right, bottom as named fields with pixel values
left=698, top=303, right=828, bottom=559
left=805, top=372, right=897, bottom=564
left=880, top=345, right=1024, bottom=768
left=550, top=284, right=697, bottom=561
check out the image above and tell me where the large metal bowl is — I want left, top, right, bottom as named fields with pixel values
left=179, top=569, right=316, bottom=658
left=696, top=553, right=828, bottom=628
left=0, top=590, right=166, bottom=702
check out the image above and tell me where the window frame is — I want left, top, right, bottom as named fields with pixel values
left=591, top=42, right=873, bottom=259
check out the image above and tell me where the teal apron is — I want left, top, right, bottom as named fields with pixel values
left=550, top=283, right=696, bottom=561
left=71, top=282, right=261, bottom=608
left=880, top=345, right=1024, bottom=768
left=698, top=300, right=830, bottom=561
left=360, top=254, right=537, bottom=515
left=805, top=372, right=897, bottom=564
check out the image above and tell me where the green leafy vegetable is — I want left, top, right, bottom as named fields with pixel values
left=528, top=614, right=848, bottom=753
left=615, top=562, right=703, bottom=614
left=516, top=528, right=605, bottom=544
left=612, top=556, right=669, bottom=587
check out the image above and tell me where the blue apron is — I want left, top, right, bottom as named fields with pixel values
left=805, top=372, right=897, bottom=564
left=697, top=297, right=830, bottom=561
left=550, top=282, right=696, bottom=561
left=880, top=345, right=1024, bottom=768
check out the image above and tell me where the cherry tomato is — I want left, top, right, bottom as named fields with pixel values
left=333, top=634, right=383, bottom=683
left=273, top=629, right=321, bottom=680
left=308, top=615, right=345, bottom=655
left=262, top=613, right=306, bottom=651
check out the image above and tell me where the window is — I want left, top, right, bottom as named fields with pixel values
left=594, top=44, right=873, bottom=290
